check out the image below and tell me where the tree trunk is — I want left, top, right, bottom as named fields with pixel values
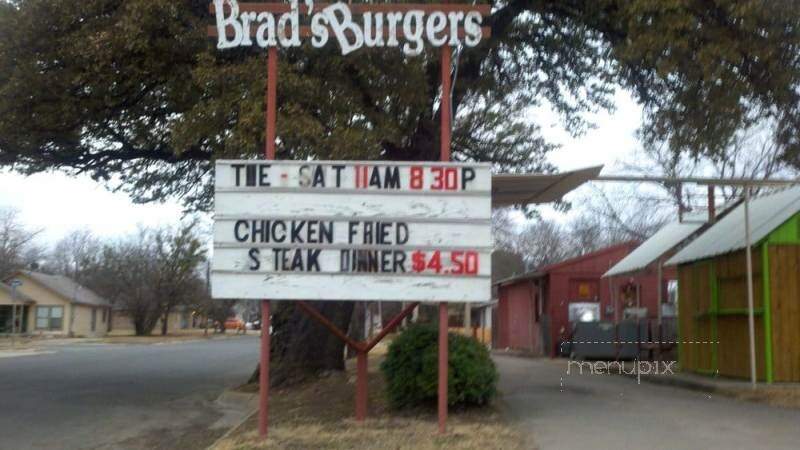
left=133, top=315, right=151, bottom=336
left=345, top=302, right=366, bottom=359
left=161, top=308, right=170, bottom=336
left=249, top=301, right=355, bottom=387
left=133, top=307, right=161, bottom=336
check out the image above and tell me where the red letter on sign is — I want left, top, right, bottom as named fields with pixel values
left=410, top=166, right=423, bottom=189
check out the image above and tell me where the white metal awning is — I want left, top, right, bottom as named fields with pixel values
left=666, top=186, right=800, bottom=266
left=603, top=219, right=704, bottom=277
left=492, top=165, right=603, bottom=207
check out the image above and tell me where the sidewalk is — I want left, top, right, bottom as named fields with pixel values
left=0, top=349, right=55, bottom=358
left=0, top=332, right=255, bottom=357
left=496, top=355, right=800, bottom=450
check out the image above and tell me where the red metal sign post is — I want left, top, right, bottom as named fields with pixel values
left=438, top=43, right=452, bottom=434
left=259, top=45, right=278, bottom=439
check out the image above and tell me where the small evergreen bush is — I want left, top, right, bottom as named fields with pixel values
left=380, top=324, right=498, bottom=409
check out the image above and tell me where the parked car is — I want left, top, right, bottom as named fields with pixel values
left=224, top=318, right=245, bottom=330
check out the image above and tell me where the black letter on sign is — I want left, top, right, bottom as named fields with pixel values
left=259, top=164, right=271, bottom=186
left=234, top=220, right=249, bottom=242
left=232, top=164, right=245, bottom=186
left=396, top=222, right=409, bottom=245
left=332, top=165, right=346, bottom=187
left=384, top=166, right=401, bottom=189
left=248, top=248, right=260, bottom=271
left=299, top=164, right=311, bottom=187
left=313, top=166, right=326, bottom=187
left=291, top=221, right=305, bottom=243
left=348, top=221, right=358, bottom=244
left=246, top=165, right=257, bottom=186
left=307, top=249, right=321, bottom=271
left=461, top=168, right=475, bottom=190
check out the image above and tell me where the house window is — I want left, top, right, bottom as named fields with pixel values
left=36, top=306, right=64, bottom=331
left=101, top=308, right=107, bottom=323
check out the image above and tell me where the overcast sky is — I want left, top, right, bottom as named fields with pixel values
left=0, top=91, right=642, bottom=245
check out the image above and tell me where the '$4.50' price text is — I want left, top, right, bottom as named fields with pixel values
left=410, top=250, right=479, bottom=275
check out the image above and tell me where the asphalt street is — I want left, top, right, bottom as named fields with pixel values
left=496, top=355, right=800, bottom=450
left=0, top=336, right=259, bottom=450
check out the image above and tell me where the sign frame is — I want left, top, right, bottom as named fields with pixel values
left=205, top=1, right=489, bottom=436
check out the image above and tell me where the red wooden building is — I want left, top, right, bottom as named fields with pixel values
left=496, top=241, right=670, bottom=357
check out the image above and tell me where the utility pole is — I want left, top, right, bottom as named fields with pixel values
left=744, top=186, right=757, bottom=389
left=9, top=279, right=22, bottom=348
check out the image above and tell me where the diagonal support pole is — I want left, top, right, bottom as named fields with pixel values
left=296, top=300, right=419, bottom=422
left=365, top=301, right=420, bottom=352
left=296, top=301, right=365, bottom=352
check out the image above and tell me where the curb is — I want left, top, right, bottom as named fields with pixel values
left=0, top=349, right=55, bottom=359
left=206, top=409, right=257, bottom=450
left=205, top=390, right=259, bottom=450
left=492, top=349, right=543, bottom=359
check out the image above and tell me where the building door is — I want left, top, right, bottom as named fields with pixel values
left=91, top=308, right=97, bottom=332
left=0, top=305, right=29, bottom=333
left=0, top=306, right=11, bottom=333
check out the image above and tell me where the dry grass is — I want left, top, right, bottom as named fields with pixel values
left=213, top=356, right=525, bottom=450
left=216, top=416, right=522, bottom=450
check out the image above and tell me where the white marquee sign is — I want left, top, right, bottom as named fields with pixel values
left=212, top=0, right=489, bottom=56
left=211, top=160, right=492, bottom=302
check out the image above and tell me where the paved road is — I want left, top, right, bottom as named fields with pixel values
left=0, top=337, right=259, bottom=450
left=496, top=355, right=800, bottom=450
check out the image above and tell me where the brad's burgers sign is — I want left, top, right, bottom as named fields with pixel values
left=210, top=0, right=491, bottom=55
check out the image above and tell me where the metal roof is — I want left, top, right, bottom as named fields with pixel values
left=492, top=165, right=603, bottom=207
left=496, top=241, right=639, bottom=287
left=666, top=186, right=800, bottom=266
left=494, top=271, right=545, bottom=287
left=603, top=219, right=704, bottom=277
left=13, top=271, right=111, bottom=307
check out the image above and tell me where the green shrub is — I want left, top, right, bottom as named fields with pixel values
left=380, top=324, right=498, bottom=409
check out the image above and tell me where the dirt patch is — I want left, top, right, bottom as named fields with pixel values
left=725, top=386, right=800, bottom=409
left=213, top=356, right=524, bottom=450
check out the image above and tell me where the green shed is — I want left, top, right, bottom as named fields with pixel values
left=666, top=186, right=800, bottom=382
